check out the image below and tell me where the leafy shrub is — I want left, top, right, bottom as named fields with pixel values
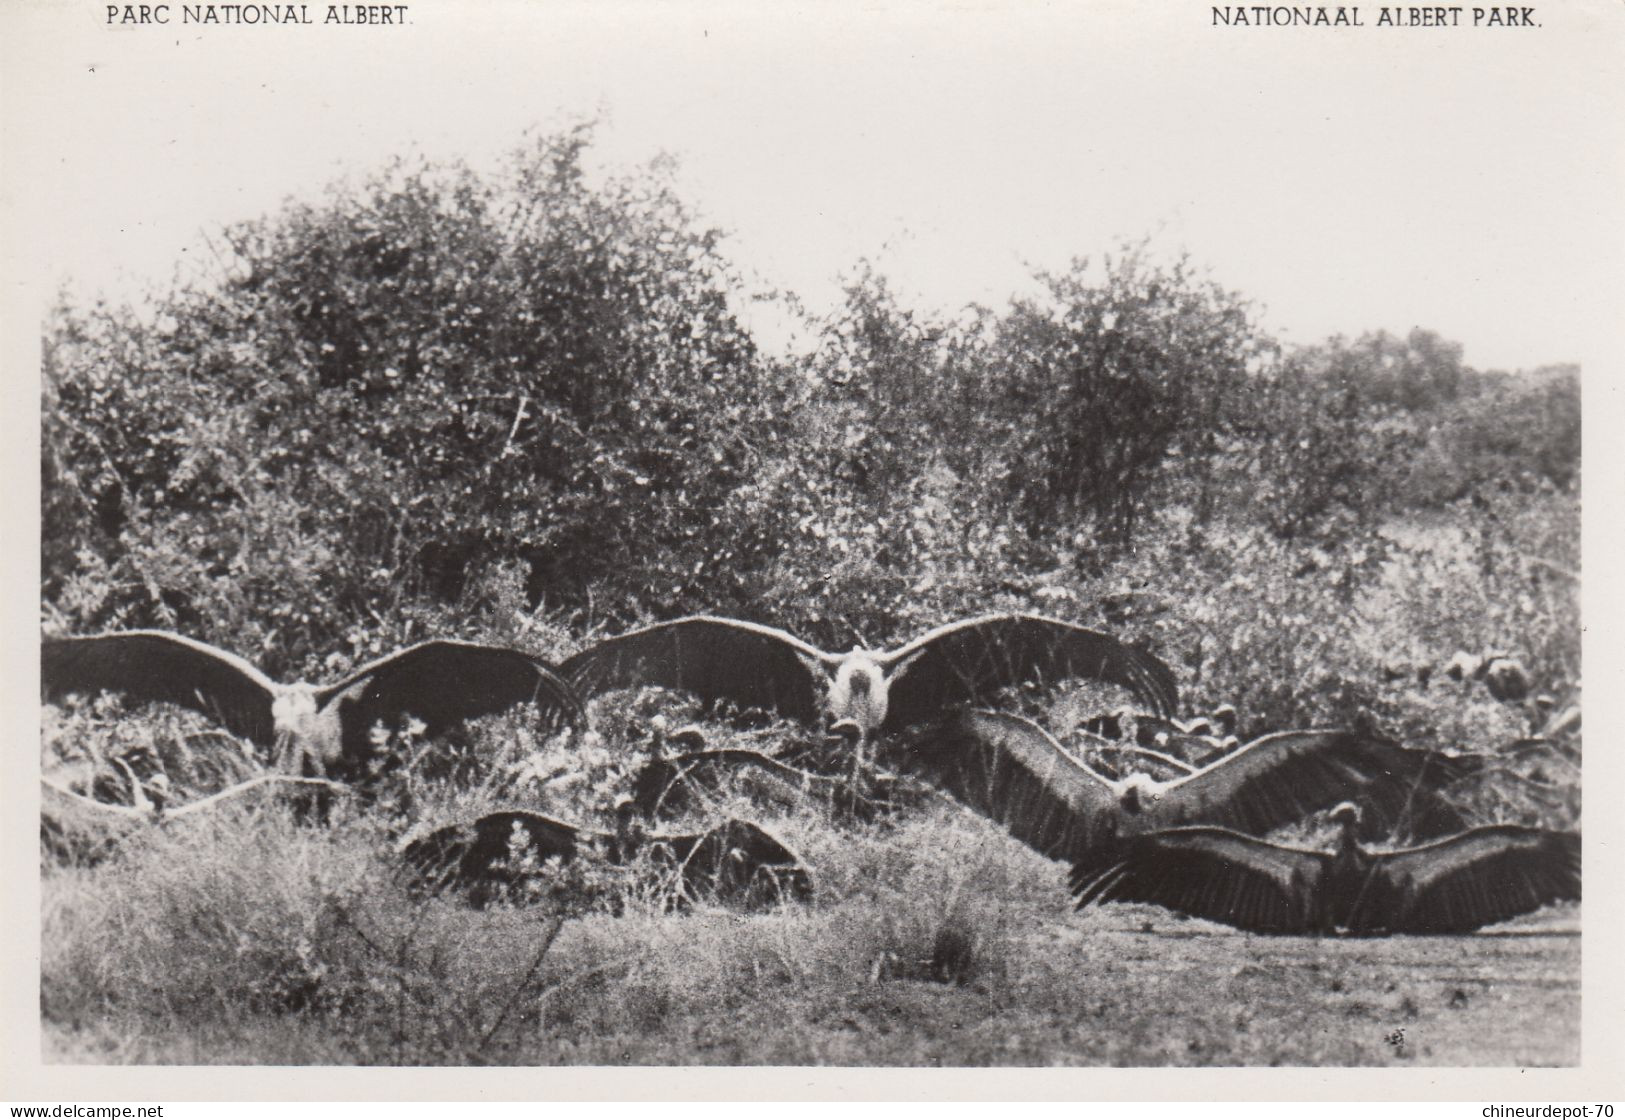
left=42, top=125, right=779, bottom=668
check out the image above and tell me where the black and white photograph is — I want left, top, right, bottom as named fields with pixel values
left=4, top=0, right=1621, bottom=1100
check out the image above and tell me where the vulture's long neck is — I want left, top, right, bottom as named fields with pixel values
left=1331, top=813, right=1366, bottom=870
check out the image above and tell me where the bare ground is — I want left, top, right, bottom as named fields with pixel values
left=42, top=894, right=1578, bottom=1067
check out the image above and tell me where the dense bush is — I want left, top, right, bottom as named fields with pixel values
left=977, top=250, right=1268, bottom=545
left=41, top=123, right=1579, bottom=742
left=1248, top=330, right=1579, bottom=542
left=43, top=126, right=781, bottom=669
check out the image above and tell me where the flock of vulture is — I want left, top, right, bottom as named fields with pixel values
left=41, top=612, right=1580, bottom=936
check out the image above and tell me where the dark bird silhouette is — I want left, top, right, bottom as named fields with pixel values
left=1480, top=655, right=1532, bottom=702
left=628, top=743, right=843, bottom=819
left=627, top=720, right=908, bottom=823
left=42, top=631, right=585, bottom=782
left=1069, top=802, right=1579, bottom=935
left=398, top=809, right=813, bottom=911
left=561, top=614, right=1179, bottom=740
left=898, top=710, right=1470, bottom=865
left=1444, top=650, right=1533, bottom=702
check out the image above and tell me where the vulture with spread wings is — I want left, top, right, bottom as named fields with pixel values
left=1069, top=802, right=1579, bottom=935
left=41, top=774, right=348, bottom=866
left=43, top=631, right=585, bottom=781
left=399, top=808, right=813, bottom=911
left=898, top=710, right=1469, bottom=864
left=561, top=613, right=1179, bottom=739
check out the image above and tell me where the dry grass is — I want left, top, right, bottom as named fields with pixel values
left=39, top=785, right=1580, bottom=1067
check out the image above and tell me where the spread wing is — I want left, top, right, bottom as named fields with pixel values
left=1148, top=730, right=1466, bottom=839
left=317, top=640, right=585, bottom=739
left=899, top=710, right=1122, bottom=862
left=1069, top=827, right=1327, bottom=934
left=653, top=819, right=815, bottom=908
left=631, top=747, right=838, bottom=818
left=40, top=775, right=345, bottom=865
left=42, top=631, right=278, bottom=745
left=41, top=779, right=144, bottom=865
left=1367, top=827, right=1580, bottom=933
left=561, top=616, right=832, bottom=723
left=878, top=614, right=1179, bottom=730
left=398, top=809, right=582, bottom=894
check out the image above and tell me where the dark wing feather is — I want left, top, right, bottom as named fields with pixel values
left=1366, top=827, right=1580, bottom=933
left=1069, top=827, right=1326, bottom=934
left=399, top=809, right=581, bottom=896
left=630, top=747, right=832, bottom=819
left=657, top=819, right=815, bottom=908
left=560, top=616, right=831, bottom=723
left=879, top=614, right=1179, bottom=730
left=316, top=640, right=585, bottom=740
left=1149, top=730, right=1466, bottom=839
left=899, top=710, right=1122, bottom=862
left=42, top=631, right=278, bottom=745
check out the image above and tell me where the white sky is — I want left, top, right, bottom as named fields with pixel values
left=4, top=0, right=1622, bottom=371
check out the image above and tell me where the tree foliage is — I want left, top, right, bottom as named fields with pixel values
left=42, top=126, right=1579, bottom=743
left=44, top=127, right=781, bottom=667
left=977, top=251, right=1267, bottom=544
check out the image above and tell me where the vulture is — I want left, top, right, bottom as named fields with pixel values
left=627, top=722, right=909, bottom=823
left=42, top=631, right=585, bottom=782
left=1481, top=657, right=1532, bottom=703
left=628, top=744, right=845, bottom=819
left=398, top=809, right=813, bottom=911
left=898, top=709, right=1470, bottom=865
left=1444, top=650, right=1533, bottom=702
left=561, top=613, right=1179, bottom=740
left=41, top=774, right=348, bottom=866
left=1070, top=802, right=1579, bottom=935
